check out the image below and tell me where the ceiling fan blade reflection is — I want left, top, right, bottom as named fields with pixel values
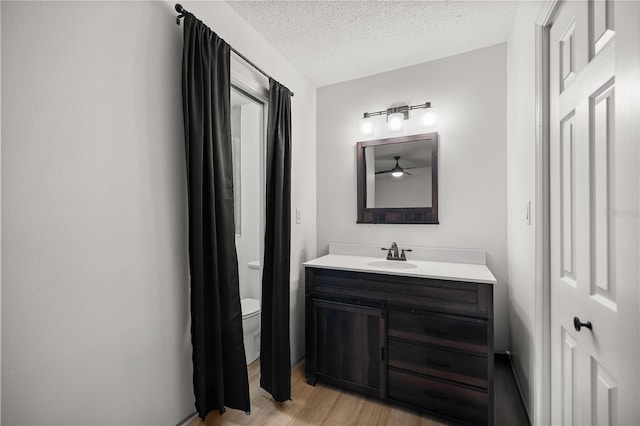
left=375, top=170, right=392, bottom=175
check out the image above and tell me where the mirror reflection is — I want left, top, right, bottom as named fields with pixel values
left=365, top=140, right=433, bottom=208
left=356, top=133, right=438, bottom=224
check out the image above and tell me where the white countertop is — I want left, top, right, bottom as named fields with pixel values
left=303, top=254, right=497, bottom=285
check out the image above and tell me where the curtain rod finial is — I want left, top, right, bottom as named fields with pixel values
left=175, top=4, right=186, bottom=25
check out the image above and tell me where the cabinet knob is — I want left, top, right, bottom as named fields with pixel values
left=573, top=316, right=592, bottom=332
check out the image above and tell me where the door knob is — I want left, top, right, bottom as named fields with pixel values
left=573, top=316, right=592, bottom=332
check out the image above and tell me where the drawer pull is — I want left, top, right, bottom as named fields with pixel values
left=425, top=358, right=450, bottom=369
left=424, top=326, right=450, bottom=338
left=424, top=389, right=449, bottom=400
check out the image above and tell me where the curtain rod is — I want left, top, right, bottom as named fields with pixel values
left=175, top=4, right=295, bottom=97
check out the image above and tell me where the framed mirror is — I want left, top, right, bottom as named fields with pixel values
left=356, top=133, right=438, bottom=224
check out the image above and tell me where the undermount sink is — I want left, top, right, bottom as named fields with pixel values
left=366, top=260, right=419, bottom=270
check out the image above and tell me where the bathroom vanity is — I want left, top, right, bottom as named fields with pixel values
left=304, top=244, right=496, bottom=425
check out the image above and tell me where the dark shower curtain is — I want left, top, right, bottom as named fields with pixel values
left=260, top=79, right=293, bottom=402
left=180, top=13, right=250, bottom=419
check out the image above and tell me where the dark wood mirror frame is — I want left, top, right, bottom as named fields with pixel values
left=356, top=133, right=438, bottom=224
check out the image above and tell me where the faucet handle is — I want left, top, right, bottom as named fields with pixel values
left=400, top=248, right=413, bottom=260
left=381, top=247, right=393, bottom=259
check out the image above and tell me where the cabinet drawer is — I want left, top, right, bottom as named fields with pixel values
left=387, top=339, right=487, bottom=389
left=387, top=310, right=487, bottom=353
left=307, top=268, right=490, bottom=318
left=388, top=369, right=488, bottom=425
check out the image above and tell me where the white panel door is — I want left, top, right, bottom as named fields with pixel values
left=550, top=1, right=620, bottom=424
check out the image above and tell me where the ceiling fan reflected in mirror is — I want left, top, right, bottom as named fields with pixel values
left=375, top=156, right=415, bottom=178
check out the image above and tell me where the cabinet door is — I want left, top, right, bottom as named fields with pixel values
left=312, top=300, right=383, bottom=397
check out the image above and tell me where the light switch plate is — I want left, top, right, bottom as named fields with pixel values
left=525, top=201, right=531, bottom=226
left=296, top=208, right=302, bottom=224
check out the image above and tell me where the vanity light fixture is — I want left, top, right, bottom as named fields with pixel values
left=387, top=112, right=405, bottom=133
left=420, top=106, right=438, bottom=128
left=359, top=113, right=374, bottom=136
left=359, top=102, right=436, bottom=135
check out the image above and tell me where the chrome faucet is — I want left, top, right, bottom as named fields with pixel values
left=390, top=242, right=400, bottom=259
left=381, top=242, right=412, bottom=261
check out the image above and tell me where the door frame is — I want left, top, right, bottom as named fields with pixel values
left=231, top=52, right=270, bottom=291
left=533, top=3, right=562, bottom=424
left=534, top=1, right=640, bottom=424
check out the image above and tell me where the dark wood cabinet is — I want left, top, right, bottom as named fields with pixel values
left=305, top=267, right=494, bottom=425
left=309, top=300, right=384, bottom=397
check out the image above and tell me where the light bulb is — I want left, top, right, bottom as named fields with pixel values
left=421, top=107, right=437, bottom=128
left=359, top=115, right=374, bottom=136
left=391, top=171, right=403, bottom=178
left=387, top=112, right=404, bottom=132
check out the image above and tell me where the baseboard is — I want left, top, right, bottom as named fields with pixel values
left=176, top=412, right=197, bottom=426
left=504, top=351, right=532, bottom=423
left=494, top=351, right=510, bottom=364
left=292, top=358, right=305, bottom=369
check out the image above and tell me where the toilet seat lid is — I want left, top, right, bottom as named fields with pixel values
left=241, top=298, right=261, bottom=318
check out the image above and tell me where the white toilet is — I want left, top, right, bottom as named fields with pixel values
left=241, top=298, right=261, bottom=365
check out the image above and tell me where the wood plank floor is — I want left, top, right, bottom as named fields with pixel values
left=186, top=360, right=529, bottom=426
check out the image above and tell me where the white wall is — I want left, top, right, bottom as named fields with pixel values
left=317, top=44, right=509, bottom=350
left=2, top=2, right=192, bottom=424
left=505, top=1, right=545, bottom=421
left=1, top=1, right=316, bottom=424
left=614, top=4, right=640, bottom=424
left=0, top=3, right=3, bottom=420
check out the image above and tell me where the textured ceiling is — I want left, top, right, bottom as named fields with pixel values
left=227, top=1, right=518, bottom=87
